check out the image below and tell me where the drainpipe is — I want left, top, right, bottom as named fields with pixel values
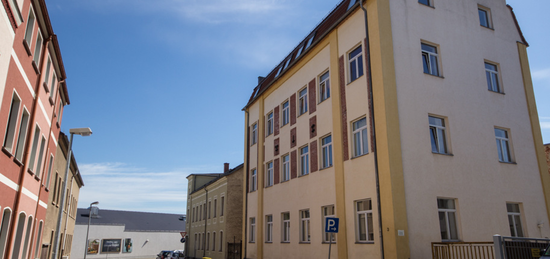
left=203, top=188, right=208, bottom=258
left=243, top=109, right=250, bottom=259
left=360, top=1, right=385, bottom=259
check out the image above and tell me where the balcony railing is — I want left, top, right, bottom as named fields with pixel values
left=432, top=242, right=495, bottom=259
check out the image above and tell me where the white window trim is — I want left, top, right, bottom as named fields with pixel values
left=249, top=218, right=256, bottom=243
left=266, top=161, right=273, bottom=187
left=321, top=135, right=333, bottom=169
left=352, top=117, right=369, bottom=157
left=298, top=87, right=308, bottom=116
left=282, top=101, right=289, bottom=126
left=250, top=169, right=257, bottom=191
left=485, top=62, right=501, bottom=93
left=266, top=215, right=273, bottom=243
left=251, top=123, right=257, bottom=145
left=478, top=5, right=493, bottom=29
left=323, top=205, right=336, bottom=243
left=429, top=115, right=448, bottom=154
left=507, top=203, right=524, bottom=237
left=299, top=145, right=309, bottom=176
left=438, top=198, right=459, bottom=241
left=355, top=199, right=374, bottom=242
left=421, top=42, right=440, bottom=76
left=300, top=210, right=310, bottom=243
left=319, top=70, right=330, bottom=103
left=282, top=154, right=290, bottom=182
left=348, top=45, right=364, bottom=83
left=495, top=128, right=512, bottom=163
left=282, top=212, right=290, bottom=243
left=266, top=112, right=274, bottom=136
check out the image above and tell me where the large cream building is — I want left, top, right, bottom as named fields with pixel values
left=186, top=163, right=243, bottom=259
left=241, top=0, right=550, bottom=259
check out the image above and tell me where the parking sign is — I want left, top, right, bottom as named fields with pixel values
left=325, top=218, right=339, bottom=233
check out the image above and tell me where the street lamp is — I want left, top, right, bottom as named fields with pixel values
left=51, top=128, right=92, bottom=259
left=84, top=201, right=99, bottom=259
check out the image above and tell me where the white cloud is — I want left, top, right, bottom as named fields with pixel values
left=532, top=68, right=550, bottom=80
left=77, top=163, right=219, bottom=214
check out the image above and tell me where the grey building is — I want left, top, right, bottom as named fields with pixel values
left=71, top=209, right=185, bottom=259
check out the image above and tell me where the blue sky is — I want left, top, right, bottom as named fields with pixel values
left=44, top=0, right=549, bottom=215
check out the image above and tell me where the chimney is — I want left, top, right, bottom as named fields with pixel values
left=224, top=163, right=230, bottom=173
left=258, top=76, right=265, bottom=84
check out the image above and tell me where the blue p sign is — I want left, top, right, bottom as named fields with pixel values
left=325, top=218, right=339, bottom=233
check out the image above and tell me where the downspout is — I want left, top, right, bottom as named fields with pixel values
left=203, top=188, right=208, bottom=258
left=360, top=1, right=385, bottom=259
left=243, top=110, right=250, bottom=259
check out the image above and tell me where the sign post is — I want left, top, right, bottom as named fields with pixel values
left=325, top=218, right=339, bottom=259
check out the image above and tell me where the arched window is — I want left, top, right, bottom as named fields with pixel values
left=0, top=208, right=13, bottom=257
left=34, top=221, right=43, bottom=259
left=21, top=216, right=34, bottom=259
left=12, top=212, right=27, bottom=259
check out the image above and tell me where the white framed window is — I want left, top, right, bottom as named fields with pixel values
left=298, top=88, right=308, bottom=116
left=429, top=116, right=448, bottom=154
left=352, top=117, right=368, bottom=157
left=0, top=208, right=13, bottom=257
left=3, top=93, right=21, bottom=154
left=220, top=196, right=225, bottom=216
left=49, top=70, right=57, bottom=101
left=251, top=123, right=257, bottom=145
left=295, top=44, right=304, bottom=58
left=418, top=0, right=432, bottom=7
left=27, top=125, right=41, bottom=173
left=355, top=199, right=374, bottom=242
left=207, top=232, right=210, bottom=250
left=282, top=212, right=290, bottom=242
left=300, top=210, right=310, bottom=243
left=7, top=0, right=23, bottom=25
left=266, top=112, right=274, bottom=136
left=422, top=43, right=440, bottom=76
left=250, top=169, right=257, bottom=191
left=219, top=231, right=223, bottom=251
left=212, top=232, right=216, bottom=251
left=438, top=198, right=459, bottom=241
left=495, top=128, right=512, bottom=163
left=266, top=215, right=273, bottom=243
left=485, top=62, right=501, bottom=93
left=322, top=205, right=336, bottom=243
left=213, top=199, right=217, bottom=218
left=299, top=146, right=309, bottom=176
left=266, top=161, right=273, bottom=187
left=208, top=201, right=211, bottom=219
left=35, top=136, right=46, bottom=177
left=349, top=46, right=364, bottom=82
left=282, top=154, right=290, bottom=182
left=23, top=7, right=35, bottom=47
left=249, top=217, right=256, bottom=243
left=14, top=109, right=29, bottom=162
left=478, top=6, right=492, bottom=28
left=507, top=203, right=524, bottom=237
left=321, top=135, right=333, bottom=169
left=282, top=101, right=289, bottom=126
left=33, top=221, right=43, bottom=259
left=33, top=31, right=43, bottom=65
left=319, top=71, right=330, bottom=102
left=45, top=155, right=54, bottom=188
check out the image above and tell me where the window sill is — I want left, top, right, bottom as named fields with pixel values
left=265, top=241, right=272, bottom=244
left=22, top=40, right=32, bottom=56
left=319, top=165, right=333, bottom=171
left=356, top=241, right=375, bottom=244
left=27, top=168, right=34, bottom=176
left=31, top=61, right=40, bottom=75
left=34, top=175, right=40, bottom=181
left=318, top=98, right=330, bottom=105
left=13, top=157, right=23, bottom=166
left=489, top=90, right=505, bottom=95
left=49, top=96, right=55, bottom=106
left=424, top=73, right=444, bottom=79
left=299, top=242, right=311, bottom=244
left=1, top=147, right=13, bottom=158
left=56, top=121, right=60, bottom=128
left=348, top=75, right=364, bottom=85
left=432, top=152, right=453, bottom=156
left=281, top=241, right=290, bottom=244
left=351, top=152, right=369, bottom=160
left=481, top=25, right=494, bottom=30
left=43, top=82, right=50, bottom=93
left=419, top=3, right=435, bottom=8
left=322, top=241, right=337, bottom=244
left=499, top=161, right=517, bottom=165
left=298, top=173, right=310, bottom=178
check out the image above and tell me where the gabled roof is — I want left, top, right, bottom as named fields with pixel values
left=244, top=0, right=359, bottom=109
left=75, top=208, right=185, bottom=232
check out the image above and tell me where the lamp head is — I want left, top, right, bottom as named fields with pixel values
left=91, top=201, right=99, bottom=205
left=69, top=128, right=93, bottom=136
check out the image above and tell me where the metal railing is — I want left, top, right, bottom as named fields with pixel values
left=494, top=235, right=550, bottom=259
left=432, top=242, right=495, bottom=259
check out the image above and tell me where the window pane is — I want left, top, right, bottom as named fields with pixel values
left=448, top=212, right=458, bottom=240
left=479, top=9, right=488, bottom=27
left=439, top=211, right=448, bottom=240
left=514, top=215, right=523, bottom=237
left=358, top=213, right=366, bottom=241
left=350, top=60, right=357, bottom=81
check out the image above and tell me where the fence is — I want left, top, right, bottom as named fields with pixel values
left=432, top=242, right=495, bottom=259
left=494, top=235, right=550, bottom=259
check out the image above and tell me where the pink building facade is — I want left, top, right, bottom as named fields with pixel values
left=0, top=0, right=70, bottom=259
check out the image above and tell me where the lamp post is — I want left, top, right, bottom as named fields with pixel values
left=51, top=128, right=92, bottom=259
left=84, top=201, right=99, bottom=259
